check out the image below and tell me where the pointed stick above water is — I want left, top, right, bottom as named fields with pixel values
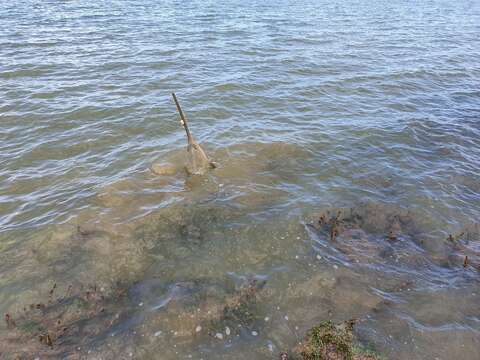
left=172, top=92, right=194, bottom=145
left=171, top=93, right=216, bottom=174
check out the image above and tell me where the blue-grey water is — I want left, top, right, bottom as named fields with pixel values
left=1, top=1, right=480, bottom=359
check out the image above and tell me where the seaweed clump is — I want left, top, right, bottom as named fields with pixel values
left=313, top=205, right=418, bottom=244
left=294, top=320, right=380, bottom=360
left=318, top=211, right=343, bottom=241
left=445, top=222, right=480, bottom=270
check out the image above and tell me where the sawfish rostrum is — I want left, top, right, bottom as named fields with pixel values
left=172, top=93, right=216, bottom=175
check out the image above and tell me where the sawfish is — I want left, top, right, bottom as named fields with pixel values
left=172, top=92, right=216, bottom=175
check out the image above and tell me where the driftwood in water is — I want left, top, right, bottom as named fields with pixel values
left=172, top=93, right=216, bottom=175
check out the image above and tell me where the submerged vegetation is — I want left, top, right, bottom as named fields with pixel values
left=1, top=202, right=478, bottom=358
left=310, top=205, right=419, bottom=244
left=294, top=320, right=380, bottom=360
left=209, top=279, right=266, bottom=336
left=0, top=276, right=266, bottom=358
left=309, top=204, right=480, bottom=272
left=1, top=283, right=129, bottom=358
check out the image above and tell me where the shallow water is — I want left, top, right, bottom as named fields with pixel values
left=1, top=0, right=480, bottom=359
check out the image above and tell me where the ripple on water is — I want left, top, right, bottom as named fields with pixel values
left=1, top=0, right=480, bottom=358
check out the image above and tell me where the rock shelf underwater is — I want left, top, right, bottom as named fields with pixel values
left=1, top=169, right=479, bottom=359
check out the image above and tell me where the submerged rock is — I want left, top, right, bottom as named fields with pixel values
left=307, top=203, right=480, bottom=274
left=307, top=204, right=440, bottom=270
left=150, top=163, right=178, bottom=176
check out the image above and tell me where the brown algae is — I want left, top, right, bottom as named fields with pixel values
left=294, top=320, right=381, bottom=360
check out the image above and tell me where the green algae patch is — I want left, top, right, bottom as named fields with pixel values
left=299, top=321, right=354, bottom=360
left=296, top=320, right=381, bottom=360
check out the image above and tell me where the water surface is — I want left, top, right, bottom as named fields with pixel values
left=1, top=0, right=480, bottom=359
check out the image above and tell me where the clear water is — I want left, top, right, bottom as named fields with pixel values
left=1, top=0, right=479, bottom=359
